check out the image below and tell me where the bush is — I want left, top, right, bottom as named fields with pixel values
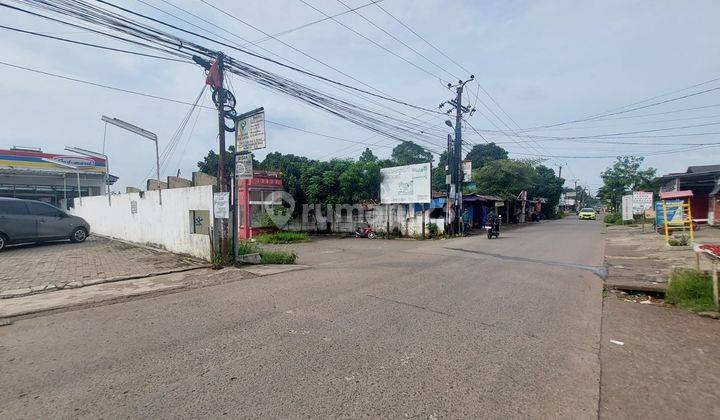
left=427, top=223, right=439, bottom=237
left=255, top=231, right=310, bottom=244
left=668, top=234, right=689, bottom=246
left=603, top=213, right=621, bottom=224
left=666, top=270, right=715, bottom=312
left=237, top=241, right=260, bottom=255
left=259, top=249, right=297, bottom=264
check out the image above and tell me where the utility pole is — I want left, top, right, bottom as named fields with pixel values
left=558, top=163, right=566, bottom=179
left=440, top=76, right=475, bottom=235
left=216, top=53, right=229, bottom=264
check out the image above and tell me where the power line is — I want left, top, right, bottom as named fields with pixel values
left=0, top=59, right=441, bottom=155
left=0, top=23, right=189, bottom=62
left=297, top=0, right=448, bottom=85
left=248, top=0, right=385, bottom=44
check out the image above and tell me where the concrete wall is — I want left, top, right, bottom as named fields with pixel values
left=284, top=204, right=445, bottom=237
left=70, top=185, right=215, bottom=260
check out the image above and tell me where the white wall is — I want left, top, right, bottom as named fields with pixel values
left=70, top=185, right=215, bottom=260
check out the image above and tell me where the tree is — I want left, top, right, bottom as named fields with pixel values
left=464, top=142, right=508, bottom=171
left=197, top=146, right=248, bottom=189
left=472, top=159, right=535, bottom=199
left=431, top=150, right=448, bottom=191
left=597, top=156, right=656, bottom=211
left=391, top=141, right=432, bottom=166
left=529, top=165, right=564, bottom=218
left=358, top=147, right=378, bottom=164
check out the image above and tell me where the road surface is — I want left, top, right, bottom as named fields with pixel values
left=0, top=217, right=604, bottom=418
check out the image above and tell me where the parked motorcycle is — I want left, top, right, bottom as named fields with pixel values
left=355, top=225, right=377, bottom=239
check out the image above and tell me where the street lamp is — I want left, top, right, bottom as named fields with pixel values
left=65, top=146, right=110, bottom=205
left=100, top=115, right=161, bottom=204
left=41, top=157, right=80, bottom=207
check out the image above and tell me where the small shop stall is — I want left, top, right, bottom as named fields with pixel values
left=657, top=190, right=695, bottom=243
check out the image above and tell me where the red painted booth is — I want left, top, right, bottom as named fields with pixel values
left=236, top=170, right=283, bottom=240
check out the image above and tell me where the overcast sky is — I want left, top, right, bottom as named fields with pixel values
left=1, top=0, right=719, bottom=193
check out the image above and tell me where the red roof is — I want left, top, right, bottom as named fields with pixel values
left=660, top=190, right=693, bottom=199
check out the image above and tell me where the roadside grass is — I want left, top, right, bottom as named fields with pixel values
left=236, top=241, right=297, bottom=264
left=665, top=270, right=715, bottom=312
left=255, top=231, right=310, bottom=244
left=259, top=249, right=297, bottom=264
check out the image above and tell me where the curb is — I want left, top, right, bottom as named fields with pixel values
left=0, top=265, right=210, bottom=300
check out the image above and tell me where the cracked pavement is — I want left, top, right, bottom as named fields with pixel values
left=0, top=217, right=604, bottom=418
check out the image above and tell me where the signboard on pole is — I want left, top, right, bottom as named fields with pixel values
left=462, top=160, right=472, bottom=180
left=235, top=153, right=253, bottom=180
left=236, top=107, right=266, bottom=151
left=380, top=163, right=431, bottom=204
left=632, top=191, right=653, bottom=215
left=622, top=194, right=634, bottom=221
left=213, top=192, right=230, bottom=219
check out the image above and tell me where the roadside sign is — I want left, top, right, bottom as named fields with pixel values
left=236, top=153, right=253, bottom=180
left=632, top=191, right=653, bottom=215
left=236, top=107, right=266, bottom=151
left=622, top=194, right=634, bottom=221
left=213, top=192, right=230, bottom=219
left=462, top=160, right=472, bottom=180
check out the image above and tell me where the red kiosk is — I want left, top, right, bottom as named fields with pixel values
left=237, top=170, right=283, bottom=240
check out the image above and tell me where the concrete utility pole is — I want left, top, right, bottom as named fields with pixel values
left=558, top=163, right=566, bottom=179
left=215, top=53, right=229, bottom=264
left=440, top=76, right=475, bottom=235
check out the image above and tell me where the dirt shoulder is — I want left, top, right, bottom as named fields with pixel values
left=600, top=224, right=720, bottom=419
left=600, top=295, right=720, bottom=419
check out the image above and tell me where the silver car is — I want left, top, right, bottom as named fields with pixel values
left=0, top=197, right=90, bottom=251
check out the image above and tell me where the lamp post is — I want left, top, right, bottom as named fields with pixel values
left=100, top=115, right=161, bottom=204
left=41, top=157, right=80, bottom=206
left=65, top=146, right=110, bottom=205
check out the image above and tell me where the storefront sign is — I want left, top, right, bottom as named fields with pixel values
left=236, top=153, right=253, bottom=180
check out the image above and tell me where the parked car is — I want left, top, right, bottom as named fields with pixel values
left=578, top=207, right=597, bottom=220
left=0, top=197, right=90, bottom=251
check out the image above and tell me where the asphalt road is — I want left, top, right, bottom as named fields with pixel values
left=0, top=217, right=605, bottom=419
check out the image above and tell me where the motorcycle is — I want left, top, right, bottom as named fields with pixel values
left=354, top=225, right=377, bottom=239
left=486, top=218, right=500, bottom=239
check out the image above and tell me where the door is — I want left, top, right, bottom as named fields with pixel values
left=0, top=200, right=36, bottom=242
left=28, top=202, right=70, bottom=239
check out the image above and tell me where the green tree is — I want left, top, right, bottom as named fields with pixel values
left=197, top=146, right=248, bottom=189
left=597, top=156, right=656, bottom=211
left=431, top=150, right=448, bottom=191
left=472, top=159, right=535, bottom=199
left=529, top=165, right=565, bottom=218
left=391, top=141, right=432, bottom=166
left=464, top=142, right=508, bottom=171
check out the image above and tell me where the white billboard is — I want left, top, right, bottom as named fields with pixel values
left=380, top=163, right=431, bottom=204
left=632, top=191, right=653, bottom=215
left=236, top=108, right=266, bottom=152
left=622, top=194, right=634, bottom=221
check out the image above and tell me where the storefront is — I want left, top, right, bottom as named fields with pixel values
left=0, top=147, right=116, bottom=209
left=236, top=170, right=284, bottom=239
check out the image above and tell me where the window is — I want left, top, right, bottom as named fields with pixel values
left=28, top=202, right=64, bottom=217
left=0, top=200, right=29, bottom=215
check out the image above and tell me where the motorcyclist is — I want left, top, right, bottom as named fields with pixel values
left=487, top=209, right=500, bottom=234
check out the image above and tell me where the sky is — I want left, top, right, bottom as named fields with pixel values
left=1, top=0, right=719, bottom=194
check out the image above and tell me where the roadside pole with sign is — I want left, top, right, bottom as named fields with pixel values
left=235, top=107, right=266, bottom=247
left=632, top=191, right=653, bottom=232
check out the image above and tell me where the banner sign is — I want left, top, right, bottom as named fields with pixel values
left=632, top=191, right=653, bottom=215
left=213, top=192, right=230, bottom=219
left=0, top=149, right=106, bottom=173
left=380, top=162, right=431, bottom=204
left=622, top=194, right=634, bottom=221
left=236, top=107, right=266, bottom=152
left=235, top=153, right=253, bottom=180
left=656, top=200, right=684, bottom=227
